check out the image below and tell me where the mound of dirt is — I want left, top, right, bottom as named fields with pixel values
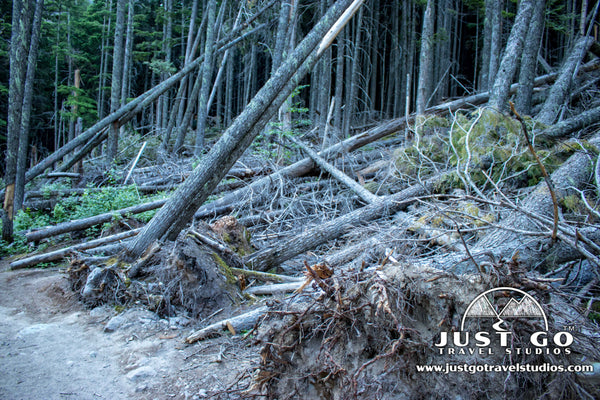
left=252, top=263, right=600, bottom=399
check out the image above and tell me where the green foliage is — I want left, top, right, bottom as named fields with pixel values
left=57, top=85, right=98, bottom=126
left=145, top=59, right=176, bottom=75
left=0, top=185, right=164, bottom=256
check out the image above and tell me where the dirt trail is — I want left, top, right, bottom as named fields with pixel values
left=0, top=267, right=257, bottom=400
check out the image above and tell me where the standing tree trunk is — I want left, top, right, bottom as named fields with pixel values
left=488, top=0, right=502, bottom=89
left=120, top=0, right=135, bottom=111
left=124, top=0, right=364, bottom=261
left=333, top=28, right=345, bottom=134
left=105, top=0, right=127, bottom=167
left=14, top=0, right=44, bottom=213
left=342, top=5, right=363, bottom=137
left=416, top=0, right=434, bottom=116
left=98, top=0, right=113, bottom=120
left=3, top=0, right=32, bottom=242
left=515, top=0, right=545, bottom=115
left=479, top=0, right=493, bottom=91
left=194, top=0, right=218, bottom=154
left=488, top=0, right=535, bottom=111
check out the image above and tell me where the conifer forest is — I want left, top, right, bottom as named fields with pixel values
left=1, top=0, right=600, bottom=398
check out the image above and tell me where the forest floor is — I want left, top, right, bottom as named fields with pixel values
left=0, top=265, right=258, bottom=400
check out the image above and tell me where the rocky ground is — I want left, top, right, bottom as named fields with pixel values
left=0, top=266, right=258, bottom=400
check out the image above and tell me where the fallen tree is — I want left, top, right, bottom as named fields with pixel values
left=22, top=12, right=271, bottom=185
left=244, top=172, right=448, bottom=271
left=123, top=0, right=366, bottom=261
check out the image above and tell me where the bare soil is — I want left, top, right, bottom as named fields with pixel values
left=0, top=266, right=258, bottom=400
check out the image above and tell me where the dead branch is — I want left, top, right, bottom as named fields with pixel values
left=185, top=306, right=268, bottom=343
left=290, top=137, right=379, bottom=204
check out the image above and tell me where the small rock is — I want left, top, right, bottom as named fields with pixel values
left=135, top=384, right=148, bottom=393
left=126, top=366, right=156, bottom=382
left=197, top=389, right=208, bottom=397
left=169, top=316, right=191, bottom=327
left=104, top=314, right=127, bottom=333
left=89, top=351, right=97, bottom=358
left=90, top=305, right=114, bottom=319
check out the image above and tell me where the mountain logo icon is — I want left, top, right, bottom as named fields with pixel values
left=460, top=287, right=548, bottom=331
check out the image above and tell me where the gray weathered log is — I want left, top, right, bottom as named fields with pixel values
left=290, top=137, right=379, bottom=204
left=10, top=228, right=141, bottom=269
left=124, top=0, right=365, bottom=260
left=539, top=105, right=600, bottom=139
left=428, top=134, right=600, bottom=274
left=25, top=199, right=166, bottom=243
left=536, top=36, right=595, bottom=125
left=185, top=306, right=268, bottom=343
left=245, top=173, right=448, bottom=271
left=244, top=282, right=303, bottom=295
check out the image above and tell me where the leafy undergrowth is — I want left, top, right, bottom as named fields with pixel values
left=0, top=184, right=165, bottom=257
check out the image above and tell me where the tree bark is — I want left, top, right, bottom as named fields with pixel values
left=106, top=0, right=127, bottom=166
left=479, top=0, right=493, bottom=90
left=245, top=173, right=446, bottom=271
left=194, top=0, right=217, bottom=154
left=14, top=0, right=44, bottom=213
left=3, top=0, right=32, bottom=241
left=535, top=36, right=595, bottom=125
left=515, top=0, right=545, bottom=115
left=123, top=0, right=365, bottom=261
left=416, top=0, right=434, bottom=115
left=488, top=0, right=502, bottom=88
left=446, top=133, right=600, bottom=273
left=11, top=229, right=141, bottom=270
left=488, top=0, right=535, bottom=111
left=290, top=137, right=379, bottom=204
left=538, top=104, right=600, bottom=139
left=25, top=199, right=167, bottom=243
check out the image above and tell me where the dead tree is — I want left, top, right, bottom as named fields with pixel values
left=123, top=0, right=366, bottom=261
left=536, top=36, right=595, bottom=125
left=245, top=173, right=446, bottom=271
left=23, top=20, right=268, bottom=184
left=487, top=0, right=535, bottom=111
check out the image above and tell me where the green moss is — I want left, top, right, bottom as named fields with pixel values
left=561, top=194, right=586, bottom=214
left=363, top=181, right=379, bottom=194
left=211, top=252, right=238, bottom=285
left=222, top=231, right=231, bottom=243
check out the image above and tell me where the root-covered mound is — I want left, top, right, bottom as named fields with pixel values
left=253, top=263, right=600, bottom=399
left=67, top=220, right=245, bottom=318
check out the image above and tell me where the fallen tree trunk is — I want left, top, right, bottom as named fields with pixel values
left=10, top=228, right=141, bottom=269
left=244, top=282, right=303, bottom=295
left=539, top=104, right=600, bottom=139
left=535, top=36, right=595, bottom=125
left=123, top=0, right=365, bottom=261
left=25, top=198, right=166, bottom=243
left=192, top=62, right=600, bottom=221
left=244, top=173, right=448, bottom=271
left=185, top=306, right=268, bottom=343
left=291, top=137, right=379, bottom=204
left=427, top=133, right=600, bottom=274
